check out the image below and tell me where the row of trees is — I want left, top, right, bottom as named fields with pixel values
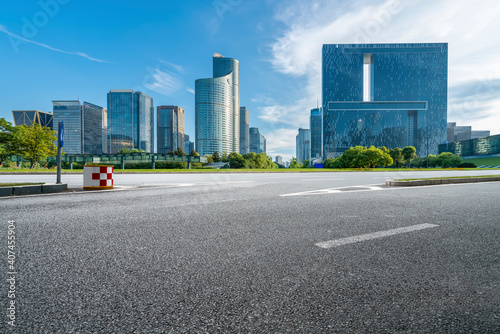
left=0, top=118, right=56, bottom=168
left=322, top=146, right=417, bottom=169
left=207, top=151, right=277, bottom=169
left=321, top=145, right=469, bottom=169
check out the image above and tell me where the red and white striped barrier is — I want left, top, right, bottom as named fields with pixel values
left=83, top=165, right=114, bottom=190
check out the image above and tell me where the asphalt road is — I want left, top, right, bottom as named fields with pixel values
left=1, top=172, right=499, bottom=333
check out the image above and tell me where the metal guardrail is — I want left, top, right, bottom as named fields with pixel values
left=12, top=153, right=207, bottom=169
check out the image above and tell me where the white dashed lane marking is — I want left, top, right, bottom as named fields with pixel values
left=315, top=223, right=439, bottom=249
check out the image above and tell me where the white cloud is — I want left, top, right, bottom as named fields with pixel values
left=262, top=0, right=500, bottom=155
left=144, top=69, right=182, bottom=96
left=187, top=88, right=195, bottom=94
left=0, top=24, right=109, bottom=63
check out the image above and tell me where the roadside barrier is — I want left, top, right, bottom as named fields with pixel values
left=83, top=165, right=114, bottom=190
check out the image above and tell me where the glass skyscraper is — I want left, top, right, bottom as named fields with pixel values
left=239, top=106, right=250, bottom=155
left=249, top=127, right=266, bottom=154
left=107, top=89, right=154, bottom=154
left=310, top=107, right=322, bottom=160
left=322, top=43, right=448, bottom=158
left=296, top=128, right=311, bottom=164
left=157, top=105, right=185, bottom=154
left=195, top=53, right=240, bottom=156
left=52, top=100, right=105, bottom=154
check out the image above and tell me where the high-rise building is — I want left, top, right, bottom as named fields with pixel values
left=471, top=130, right=490, bottom=139
left=12, top=110, right=53, bottom=129
left=322, top=43, right=448, bottom=158
left=249, top=127, right=266, bottom=154
left=52, top=100, right=105, bottom=154
left=275, top=155, right=283, bottom=165
left=195, top=53, right=240, bottom=156
left=240, top=106, right=250, bottom=155
left=107, top=89, right=154, bottom=153
left=296, top=128, right=311, bottom=164
left=157, top=106, right=185, bottom=154
left=102, top=108, right=108, bottom=154
left=310, top=107, right=322, bottom=160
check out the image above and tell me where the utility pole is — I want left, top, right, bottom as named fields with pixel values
left=56, top=121, right=63, bottom=184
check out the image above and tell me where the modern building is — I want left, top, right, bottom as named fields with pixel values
left=107, top=89, right=154, bottom=153
left=184, top=134, right=195, bottom=154
left=12, top=110, right=53, bottom=129
left=439, top=134, right=500, bottom=157
left=472, top=131, right=491, bottom=139
left=195, top=53, right=240, bottom=156
left=296, top=128, right=311, bottom=165
left=310, top=107, right=322, bottom=160
left=102, top=108, right=108, bottom=154
left=249, top=127, right=266, bottom=154
left=240, top=106, right=250, bottom=155
left=447, top=122, right=490, bottom=142
left=157, top=105, right=185, bottom=154
left=322, top=43, right=448, bottom=158
left=275, top=155, right=283, bottom=165
left=52, top=100, right=105, bottom=154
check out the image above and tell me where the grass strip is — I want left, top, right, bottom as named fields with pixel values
left=0, top=182, right=45, bottom=187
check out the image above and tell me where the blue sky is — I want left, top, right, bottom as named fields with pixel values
left=1, top=0, right=500, bottom=160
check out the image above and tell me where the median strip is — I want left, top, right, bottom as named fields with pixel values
left=386, top=175, right=500, bottom=186
left=315, top=223, right=439, bottom=249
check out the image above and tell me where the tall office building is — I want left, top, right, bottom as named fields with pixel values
left=275, top=155, right=283, bottom=165
left=310, top=107, right=322, bottom=160
left=157, top=106, right=185, bottom=154
left=240, top=106, right=250, bottom=155
left=195, top=53, right=240, bottom=156
left=107, top=89, right=154, bottom=153
left=249, top=127, right=266, bottom=154
left=12, top=110, right=53, bottom=129
left=52, top=100, right=105, bottom=154
left=322, top=43, right=448, bottom=158
left=296, top=128, right=311, bottom=164
left=102, top=108, right=108, bottom=154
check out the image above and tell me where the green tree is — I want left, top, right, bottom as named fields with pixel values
left=389, top=148, right=403, bottom=168
left=175, top=147, right=186, bottom=156
left=204, top=154, right=214, bottom=164
left=189, top=150, right=200, bottom=157
left=358, top=146, right=383, bottom=168
left=228, top=152, right=245, bottom=168
left=221, top=151, right=229, bottom=162
left=212, top=151, right=221, bottom=162
left=289, top=156, right=302, bottom=168
left=15, top=123, right=56, bottom=168
left=437, top=152, right=462, bottom=168
left=340, top=146, right=366, bottom=168
left=402, top=146, right=417, bottom=167
left=377, top=146, right=393, bottom=167
left=0, top=118, right=18, bottom=165
left=301, top=159, right=310, bottom=168
left=119, top=148, right=131, bottom=153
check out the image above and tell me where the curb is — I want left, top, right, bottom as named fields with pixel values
left=386, top=177, right=500, bottom=187
left=0, top=183, right=68, bottom=197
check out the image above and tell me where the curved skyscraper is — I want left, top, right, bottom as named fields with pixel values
left=195, top=53, right=240, bottom=156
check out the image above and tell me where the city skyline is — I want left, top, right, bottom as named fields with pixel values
left=1, top=1, right=500, bottom=160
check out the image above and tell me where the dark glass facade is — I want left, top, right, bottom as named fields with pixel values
left=438, top=134, right=500, bottom=157
left=249, top=127, right=266, bottom=154
left=157, top=106, right=185, bottom=154
left=323, top=43, right=448, bottom=158
left=107, top=90, right=154, bottom=154
left=52, top=101, right=105, bottom=154
left=310, top=108, right=322, bottom=160
left=12, top=110, right=54, bottom=129
left=240, top=106, right=250, bottom=155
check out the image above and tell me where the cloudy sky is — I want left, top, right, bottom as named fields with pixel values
left=1, top=0, right=499, bottom=160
